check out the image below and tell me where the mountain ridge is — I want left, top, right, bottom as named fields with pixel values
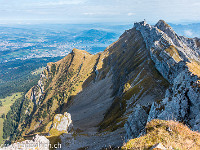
left=2, top=20, right=200, bottom=149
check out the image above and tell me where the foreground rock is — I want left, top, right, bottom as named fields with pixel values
left=150, top=143, right=166, bottom=150
left=1, top=135, right=50, bottom=150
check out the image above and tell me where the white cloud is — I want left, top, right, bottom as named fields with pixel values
left=37, top=0, right=86, bottom=6
left=83, top=12, right=96, bottom=15
left=184, top=30, right=193, bottom=37
left=83, top=12, right=120, bottom=16
left=127, top=13, right=135, bottom=16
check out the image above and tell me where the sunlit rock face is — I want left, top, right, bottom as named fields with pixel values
left=52, top=112, right=73, bottom=132
left=125, top=20, right=200, bottom=141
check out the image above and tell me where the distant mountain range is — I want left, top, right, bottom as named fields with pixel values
left=0, top=24, right=132, bottom=63
left=170, top=23, right=200, bottom=38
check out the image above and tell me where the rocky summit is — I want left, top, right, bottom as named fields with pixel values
left=3, top=20, right=200, bottom=150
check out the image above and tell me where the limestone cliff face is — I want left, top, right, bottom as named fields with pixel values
left=125, top=20, right=200, bottom=141
left=7, top=20, right=200, bottom=149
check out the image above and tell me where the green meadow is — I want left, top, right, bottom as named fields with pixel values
left=0, top=92, right=23, bottom=144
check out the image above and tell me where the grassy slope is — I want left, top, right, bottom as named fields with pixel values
left=99, top=28, right=169, bottom=132
left=22, top=49, right=103, bottom=135
left=122, top=119, right=200, bottom=150
left=0, top=92, right=23, bottom=144
left=187, top=61, right=200, bottom=78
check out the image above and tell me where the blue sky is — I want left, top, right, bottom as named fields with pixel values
left=0, top=0, right=200, bottom=24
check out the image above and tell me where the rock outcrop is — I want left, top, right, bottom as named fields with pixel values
left=124, top=105, right=148, bottom=140
left=1, top=135, right=50, bottom=150
left=150, top=143, right=167, bottom=150
left=28, top=73, right=45, bottom=106
left=51, top=112, right=72, bottom=133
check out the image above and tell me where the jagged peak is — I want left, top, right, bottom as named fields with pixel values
left=155, top=20, right=172, bottom=29
left=134, top=20, right=148, bottom=28
left=133, top=19, right=171, bottom=31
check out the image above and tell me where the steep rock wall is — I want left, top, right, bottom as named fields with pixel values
left=125, top=20, right=200, bottom=141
